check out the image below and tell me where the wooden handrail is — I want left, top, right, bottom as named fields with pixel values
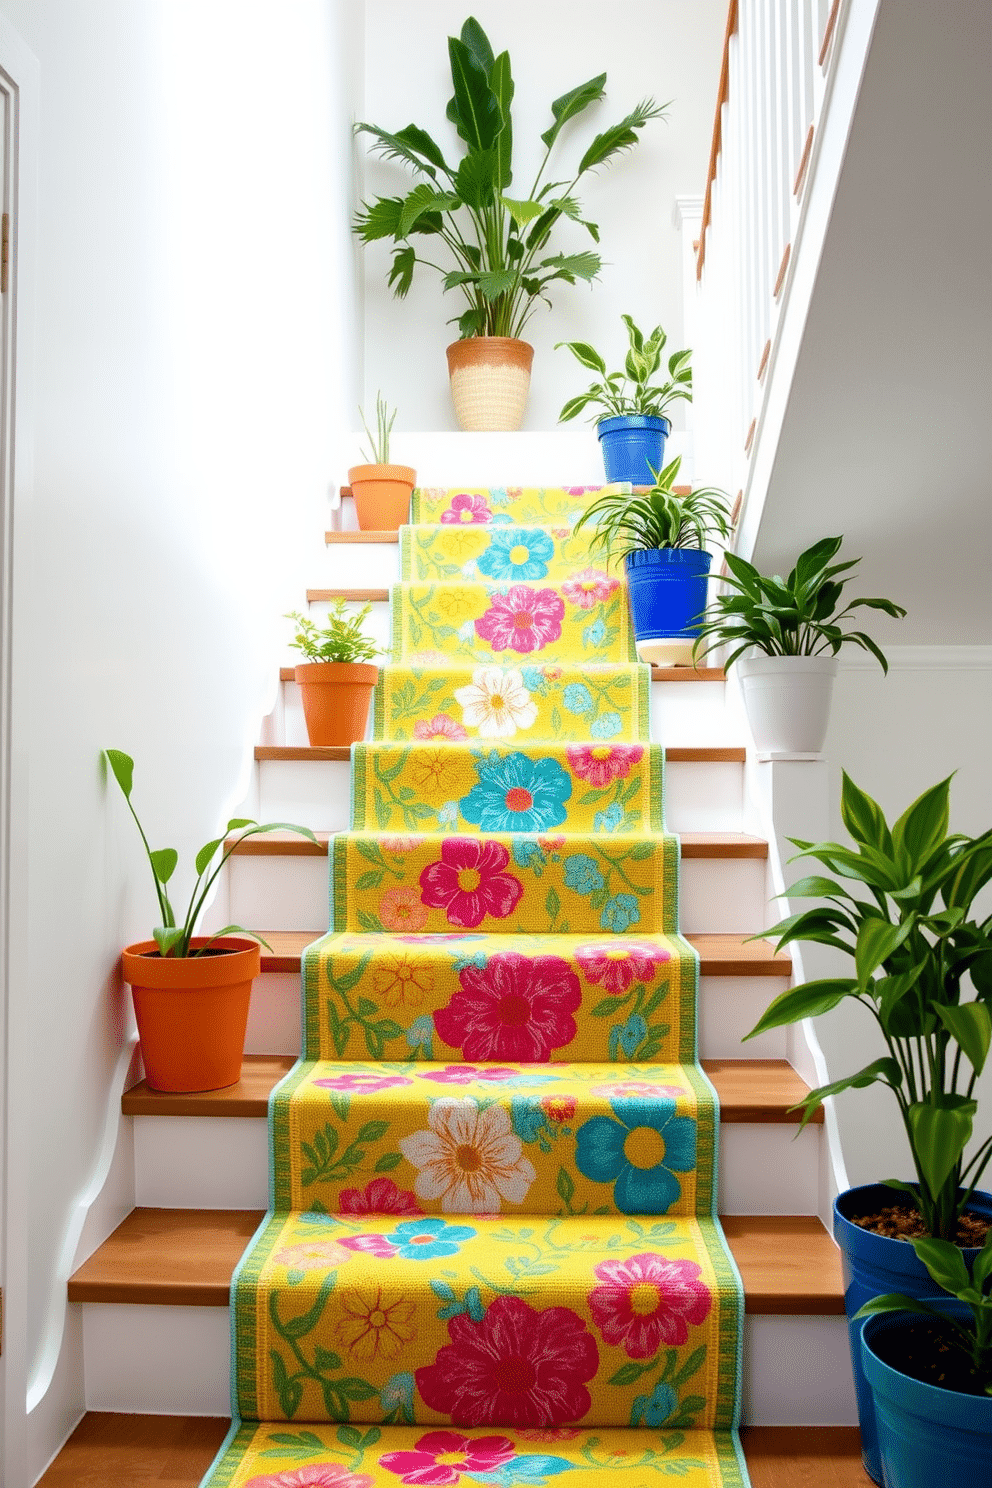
left=819, top=0, right=842, bottom=66
left=696, top=0, right=739, bottom=280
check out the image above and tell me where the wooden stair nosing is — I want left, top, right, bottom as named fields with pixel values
left=225, top=830, right=768, bottom=860
left=67, top=1208, right=844, bottom=1314
left=122, top=1054, right=820, bottom=1127
left=254, top=744, right=745, bottom=764
left=279, top=663, right=726, bottom=683
left=256, top=929, right=792, bottom=979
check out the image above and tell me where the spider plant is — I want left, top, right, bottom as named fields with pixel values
left=358, top=393, right=396, bottom=466
left=573, top=456, right=732, bottom=565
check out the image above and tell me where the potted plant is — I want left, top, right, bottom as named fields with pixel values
left=855, top=1230, right=992, bottom=1485
left=557, top=314, right=692, bottom=483
left=106, top=750, right=316, bottom=1093
left=693, top=535, right=907, bottom=755
left=572, top=454, right=731, bottom=665
left=353, top=16, right=663, bottom=431
left=286, top=599, right=385, bottom=747
left=746, top=771, right=992, bottom=1483
left=347, top=394, right=416, bottom=532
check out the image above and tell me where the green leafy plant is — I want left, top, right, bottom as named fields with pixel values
left=855, top=1228, right=992, bottom=1394
left=557, top=314, right=692, bottom=423
left=693, top=535, right=906, bottom=672
left=747, top=772, right=992, bottom=1240
left=572, top=455, right=731, bottom=563
left=105, top=750, right=317, bottom=958
left=358, top=393, right=396, bottom=465
left=286, top=600, right=385, bottom=665
left=353, top=16, right=665, bottom=339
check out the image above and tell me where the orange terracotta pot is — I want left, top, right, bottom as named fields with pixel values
left=122, top=936, right=260, bottom=1093
left=347, top=464, right=416, bottom=531
left=445, top=336, right=534, bottom=431
left=295, top=661, right=379, bottom=746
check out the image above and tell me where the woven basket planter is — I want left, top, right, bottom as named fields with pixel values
left=446, top=336, right=533, bottom=431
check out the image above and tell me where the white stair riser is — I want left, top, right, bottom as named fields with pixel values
left=246, top=971, right=302, bottom=1055
left=131, top=1116, right=820, bottom=1217
left=227, top=854, right=769, bottom=935
left=322, top=544, right=401, bottom=587
left=79, top=1301, right=856, bottom=1425
left=255, top=758, right=744, bottom=833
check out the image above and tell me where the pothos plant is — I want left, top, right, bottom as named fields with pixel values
left=354, top=16, right=665, bottom=339
left=748, top=772, right=992, bottom=1241
left=557, top=314, right=692, bottom=423
left=106, top=749, right=316, bottom=958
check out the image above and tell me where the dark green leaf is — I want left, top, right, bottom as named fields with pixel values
left=541, top=72, right=607, bottom=149
left=907, top=1100, right=976, bottom=1199
left=398, top=185, right=460, bottom=237
left=387, top=246, right=416, bottom=298
left=744, top=978, right=857, bottom=1038
left=935, top=1002, right=992, bottom=1074
left=447, top=36, right=501, bottom=151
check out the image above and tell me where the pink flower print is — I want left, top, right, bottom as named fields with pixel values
left=313, top=1072, right=413, bottom=1094
left=434, top=952, right=581, bottom=1062
left=441, top=493, right=492, bottom=525
left=591, top=1079, right=684, bottom=1101
left=540, top=1095, right=577, bottom=1124
left=338, top=1232, right=400, bottom=1259
left=414, top=714, right=469, bottom=742
left=244, top=1465, right=375, bottom=1488
left=380, top=886, right=431, bottom=932
left=474, top=586, right=565, bottom=655
left=561, top=567, right=619, bottom=609
left=423, top=1065, right=522, bottom=1084
left=589, top=1253, right=712, bottom=1357
left=575, top=939, right=670, bottom=995
left=339, top=1178, right=423, bottom=1216
left=416, top=1294, right=598, bottom=1427
left=273, top=1237, right=353, bottom=1272
left=567, top=743, right=644, bottom=788
left=380, top=835, right=420, bottom=853
left=381, top=1430, right=516, bottom=1486
left=419, top=839, right=523, bottom=929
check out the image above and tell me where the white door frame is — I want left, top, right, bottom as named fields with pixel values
left=0, top=17, right=38, bottom=1488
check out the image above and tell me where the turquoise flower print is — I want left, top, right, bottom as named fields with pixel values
left=478, top=527, right=554, bottom=582
left=380, top=1371, right=415, bottom=1415
left=590, top=711, right=623, bottom=739
left=438, top=800, right=459, bottom=828
left=458, top=619, right=477, bottom=642
left=512, top=837, right=545, bottom=872
left=610, top=1012, right=648, bottom=1060
left=563, top=682, right=593, bottom=715
left=521, top=665, right=550, bottom=694
left=631, top=1379, right=678, bottom=1426
left=601, top=893, right=641, bottom=932
left=564, top=853, right=605, bottom=896
left=583, top=616, right=607, bottom=649
left=575, top=1097, right=696, bottom=1213
left=489, top=486, right=512, bottom=507
left=406, top=1014, right=435, bottom=1057
left=390, top=1218, right=477, bottom=1259
left=594, top=802, right=624, bottom=833
left=460, top=753, right=572, bottom=833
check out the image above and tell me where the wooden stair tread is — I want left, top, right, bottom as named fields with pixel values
left=226, top=830, right=768, bottom=858
left=308, top=587, right=389, bottom=602
left=68, top=1209, right=841, bottom=1313
left=326, top=529, right=400, bottom=543
left=36, top=1415, right=866, bottom=1487
left=256, top=929, right=791, bottom=978
left=280, top=662, right=726, bottom=682
left=122, top=1054, right=818, bottom=1126
left=254, top=743, right=745, bottom=763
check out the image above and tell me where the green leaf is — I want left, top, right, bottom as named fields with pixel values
left=935, top=1002, right=992, bottom=1075
left=357, top=1120, right=389, bottom=1143
left=793, top=1058, right=902, bottom=1130
left=194, top=837, right=223, bottom=876
left=354, top=122, right=445, bottom=180
left=150, top=847, right=178, bottom=884
left=336, top=1424, right=364, bottom=1450
left=459, top=16, right=495, bottom=73
left=892, top=776, right=952, bottom=876
left=911, top=1236, right=971, bottom=1296
left=501, top=195, right=544, bottom=229
left=907, top=1099, right=976, bottom=1200
left=447, top=36, right=501, bottom=151
left=374, top=1151, right=403, bottom=1172
left=556, top=1166, right=575, bottom=1207
left=387, top=246, right=416, bottom=298
left=153, top=926, right=184, bottom=958
left=578, top=98, right=665, bottom=174
left=398, top=185, right=460, bottom=237
left=536, top=251, right=600, bottom=283
left=555, top=339, right=606, bottom=375
left=855, top=915, right=911, bottom=990
left=453, top=149, right=500, bottom=211
left=541, top=72, right=607, bottom=149
left=353, top=196, right=404, bottom=243
left=744, top=978, right=857, bottom=1038
left=840, top=773, right=894, bottom=854
left=854, top=1292, right=936, bottom=1321
left=105, top=749, right=134, bottom=798
left=490, top=50, right=514, bottom=188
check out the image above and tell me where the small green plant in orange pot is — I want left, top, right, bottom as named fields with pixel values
left=286, top=599, right=386, bottom=747
left=106, top=749, right=316, bottom=1093
left=347, top=393, right=416, bottom=531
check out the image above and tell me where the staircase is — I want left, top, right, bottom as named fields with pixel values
left=62, top=471, right=856, bottom=1485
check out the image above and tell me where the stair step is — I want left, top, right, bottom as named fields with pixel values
left=228, top=829, right=768, bottom=858
left=307, top=587, right=390, bottom=601
left=123, top=1054, right=820, bottom=1126
left=68, top=1208, right=842, bottom=1314
left=255, top=743, right=746, bottom=763
left=37, top=1413, right=866, bottom=1488
left=280, top=664, right=727, bottom=682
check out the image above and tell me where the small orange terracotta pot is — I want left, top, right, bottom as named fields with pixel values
left=122, top=936, right=260, bottom=1093
left=295, top=662, right=379, bottom=746
left=446, top=336, right=534, bottom=431
left=347, top=464, right=416, bottom=531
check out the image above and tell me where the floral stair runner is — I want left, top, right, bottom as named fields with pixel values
left=203, top=486, right=748, bottom=1488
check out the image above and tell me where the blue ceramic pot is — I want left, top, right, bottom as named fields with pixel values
left=861, top=1303, right=992, bottom=1487
left=624, top=548, right=712, bottom=645
left=597, top=414, right=671, bottom=485
left=834, top=1183, right=992, bottom=1484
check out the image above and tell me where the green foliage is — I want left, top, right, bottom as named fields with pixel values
left=358, top=392, right=396, bottom=465
left=556, top=313, right=692, bottom=422
left=104, top=750, right=316, bottom=958
left=693, top=535, right=906, bottom=671
left=285, top=600, right=385, bottom=665
left=354, top=17, right=665, bottom=338
left=854, top=1228, right=992, bottom=1393
left=572, top=456, right=731, bottom=560
left=746, top=772, right=992, bottom=1239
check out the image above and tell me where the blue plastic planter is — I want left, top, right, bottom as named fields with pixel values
left=834, top=1183, right=992, bottom=1485
left=624, top=548, right=712, bottom=645
left=597, top=414, right=671, bottom=485
left=862, top=1304, right=992, bottom=1487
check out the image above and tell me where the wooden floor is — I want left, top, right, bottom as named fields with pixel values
left=37, top=1414, right=869, bottom=1487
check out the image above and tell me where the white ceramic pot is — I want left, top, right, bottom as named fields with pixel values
left=736, top=653, right=839, bottom=757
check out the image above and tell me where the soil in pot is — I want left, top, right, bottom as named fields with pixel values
left=869, top=1316, right=991, bottom=1397
left=851, top=1203, right=991, bottom=1248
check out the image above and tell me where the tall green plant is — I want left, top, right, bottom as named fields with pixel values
left=748, top=773, right=992, bottom=1240
left=572, top=456, right=731, bottom=561
left=359, top=393, right=396, bottom=465
left=354, top=16, right=665, bottom=339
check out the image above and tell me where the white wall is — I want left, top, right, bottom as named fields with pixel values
left=0, top=2, right=359, bottom=1481
left=358, top=0, right=726, bottom=433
